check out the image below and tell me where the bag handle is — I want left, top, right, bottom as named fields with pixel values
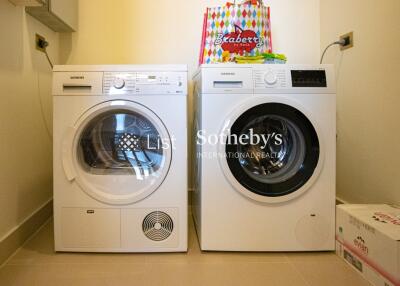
left=233, top=0, right=265, bottom=6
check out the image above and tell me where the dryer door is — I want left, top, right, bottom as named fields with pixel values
left=220, top=102, right=321, bottom=203
left=63, top=100, right=171, bottom=205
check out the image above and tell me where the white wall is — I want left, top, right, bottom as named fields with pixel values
left=320, top=0, right=400, bottom=204
left=61, top=0, right=320, bottom=68
left=0, top=0, right=58, bottom=240
left=270, top=0, right=320, bottom=64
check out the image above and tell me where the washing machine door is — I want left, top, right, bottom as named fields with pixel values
left=219, top=102, right=322, bottom=203
left=62, top=100, right=171, bottom=205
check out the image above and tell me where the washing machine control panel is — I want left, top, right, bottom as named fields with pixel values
left=103, top=72, right=186, bottom=95
left=253, top=69, right=289, bottom=89
left=253, top=67, right=329, bottom=91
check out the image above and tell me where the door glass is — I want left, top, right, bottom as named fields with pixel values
left=225, top=103, right=319, bottom=197
left=77, top=109, right=164, bottom=180
left=238, top=115, right=306, bottom=184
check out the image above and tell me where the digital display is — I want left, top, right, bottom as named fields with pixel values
left=291, top=70, right=327, bottom=87
left=148, top=76, right=157, bottom=80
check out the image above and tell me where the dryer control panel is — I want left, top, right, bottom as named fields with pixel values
left=103, top=72, right=186, bottom=95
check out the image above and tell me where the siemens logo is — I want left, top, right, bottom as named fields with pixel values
left=70, top=76, right=84, bottom=79
left=220, top=72, right=235, bottom=76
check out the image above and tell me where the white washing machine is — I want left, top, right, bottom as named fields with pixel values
left=193, top=64, right=336, bottom=251
left=53, top=65, right=187, bottom=252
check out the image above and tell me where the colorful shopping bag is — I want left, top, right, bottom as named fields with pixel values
left=199, top=0, right=272, bottom=64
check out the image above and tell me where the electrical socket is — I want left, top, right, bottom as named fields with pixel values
left=35, top=33, right=47, bottom=53
left=340, top=32, right=354, bottom=51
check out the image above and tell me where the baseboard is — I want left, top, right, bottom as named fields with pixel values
left=0, top=198, right=53, bottom=266
left=336, top=196, right=349, bottom=205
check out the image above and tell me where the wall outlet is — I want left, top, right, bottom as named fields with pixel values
left=35, top=34, right=47, bottom=53
left=340, top=32, right=354, bottom=51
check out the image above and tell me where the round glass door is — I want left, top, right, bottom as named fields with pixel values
left=65, top=101, right=171, bottom=205
left=224, top=103, right=320, bottom=200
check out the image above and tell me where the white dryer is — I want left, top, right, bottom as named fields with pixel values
left=193, top=64, right=336, bottom=251
left=53, top=65, right=187, bottom=252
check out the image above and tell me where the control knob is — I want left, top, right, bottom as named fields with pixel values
left=264, top=71, right=278, bottom=85
left=113, top=77, right=125, bottom=89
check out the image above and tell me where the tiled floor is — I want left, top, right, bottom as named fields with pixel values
left=0, top=216, right=370, bottom=286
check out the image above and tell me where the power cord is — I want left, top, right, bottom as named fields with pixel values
left=36, top=72, right=53, bottom=141
left=320, top=39, right=346, bottom=64
left=37, top=37, right=54, bottom=69
left=44, top=49, right=53, bottom=69
left=35, top=36, right=53, bottom=140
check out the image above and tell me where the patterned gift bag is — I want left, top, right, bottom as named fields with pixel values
left=199, top=0, right=272, bottom=64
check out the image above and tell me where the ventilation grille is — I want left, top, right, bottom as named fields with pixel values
left=142, top=211, right=174, bottom=241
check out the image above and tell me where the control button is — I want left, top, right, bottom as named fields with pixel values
left=177, top=81, right=183, bottom=87
left=113, top=78, right=125, bottom=89
left=264, top=71, right=278, bottom=85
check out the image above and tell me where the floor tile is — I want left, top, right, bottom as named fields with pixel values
left=289, top=255, right=371, bottom=286
left=144, top=262, right=309, bottom=286
left=0, top=265, right=37, bottom=286
left=0, top=264, right=147, bottom=286
left=0, top=216, right=371, bottom=286
left=285, top=251, right=338, bottom=263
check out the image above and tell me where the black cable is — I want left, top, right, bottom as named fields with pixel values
left=320, top=40, right=345, bottom=64
left=44, top=49, right=54, bottom=69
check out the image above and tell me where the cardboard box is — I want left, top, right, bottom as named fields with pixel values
left=336, top=204, right=400, bottom=286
